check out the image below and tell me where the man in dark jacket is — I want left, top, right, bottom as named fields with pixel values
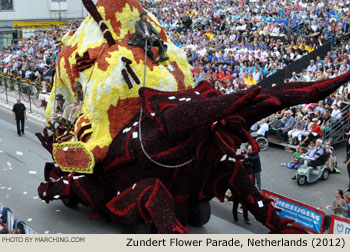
left=247, top=145, right=262, bottom=191
left=231, top=149, right=252, bottom=224
left=132, top=10, right=168, bottom=63
left=12, top=98, right=26, bottom=136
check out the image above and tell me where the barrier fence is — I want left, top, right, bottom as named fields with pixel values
left=0, top=75, right=48, bottom=112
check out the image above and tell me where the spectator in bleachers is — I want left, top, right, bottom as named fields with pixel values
left=297, top=116, right=313, bottom=145
left=306, top=60, right=317, bottom=73
left=331, top=104, right=342, bottom=122
left=339, top=59, right=350, bottom=73
left=321, top=109, right=332, bottom=135
left=305, top=106, right=316, bottom=119
left=290, top=72, right=299, bottom=82
left=245, top=73, right=257, bottom=87
left=332, top=95, right=342, bottom=107
left=277, top=110, right=295, bottom=141
left=300, top=118, right=322, bottom=147
left=251, top=119, right=269, bottom=138
left=314, top=110, right=324, bottom=125
left=288, top=114, right=306, bottom=145
left=314, top=101, right=325, bottom=114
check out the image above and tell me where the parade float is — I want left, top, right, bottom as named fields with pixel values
left=36, top=0, right=350, bottom=233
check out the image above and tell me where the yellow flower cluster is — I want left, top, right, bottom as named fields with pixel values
left=47, top=0, right=194, bottom=173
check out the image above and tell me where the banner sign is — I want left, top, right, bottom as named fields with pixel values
left=262, top=190, right=325, bottom=234
left=329, top=215, right=350, bottom=234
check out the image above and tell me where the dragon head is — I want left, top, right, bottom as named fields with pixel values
left=45, top=0, right=194, bottom=169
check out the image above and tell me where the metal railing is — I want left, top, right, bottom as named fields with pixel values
left=322, top=104, right=350, bottom=145
left=0, top=75, right=48, bottom=112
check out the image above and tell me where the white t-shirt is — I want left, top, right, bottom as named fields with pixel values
left=257, top=123, right=269, bottom=136
left=331, top=109, right=342, bottom=120
left=143, top=22, right=150, bottom=36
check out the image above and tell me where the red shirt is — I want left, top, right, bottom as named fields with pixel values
left=217, top=72, right=226, bottom=80
left=192, top=69, right=200, bottom=76
left=224, top=74, right=233, bottom=81
left=311, top=123, right=322, bottom=136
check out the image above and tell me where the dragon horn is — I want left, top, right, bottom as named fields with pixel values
left=238, top=72, right=350, bottom=126
left=261, top=72, right=350, bottom=107
left=161, top=86, right=261, bottom=136
left=82, top=0, right=116, bottom=46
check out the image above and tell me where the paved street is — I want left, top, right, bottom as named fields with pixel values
left=0, top=99, right=348, bottom=234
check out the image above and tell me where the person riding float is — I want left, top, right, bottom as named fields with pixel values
left=132, top=10, right=169, bottom=63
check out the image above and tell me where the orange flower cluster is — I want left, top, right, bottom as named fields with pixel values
left=35, top=81, right=42, bottom=85
left=24, top=79, right=30, bottom=83
left=9, top=74, right=14, bottom=78
left=16, top=76, right=21, bottom=80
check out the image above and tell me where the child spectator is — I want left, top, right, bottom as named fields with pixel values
left=281, top=145, right=305, bottom=169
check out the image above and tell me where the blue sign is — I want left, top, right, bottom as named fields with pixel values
left=262, top=190, right=325, bottom=234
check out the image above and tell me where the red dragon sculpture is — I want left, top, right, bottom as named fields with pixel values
left=37, top=72, right=350, bottom=234
left=35, top=0, right=350, bottom=234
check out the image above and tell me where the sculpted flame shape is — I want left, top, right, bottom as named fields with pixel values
left=36, top=0, right=350, bottom=233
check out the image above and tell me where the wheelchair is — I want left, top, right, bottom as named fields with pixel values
left=251, top=132, right=269, bottom=151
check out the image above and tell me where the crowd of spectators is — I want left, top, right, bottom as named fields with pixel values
left=261, top=34, right=350, bottom=147
left=1, top=0, right=350, bottom=95
left=144, top=0, right=350, bottom=94
left=0, top=21, right=81, bottom=86
left=287, top=44, right=350, bottom=83
left=253, top=82, right=350, bottom=148
left=0, top=0, right=350, bottom=103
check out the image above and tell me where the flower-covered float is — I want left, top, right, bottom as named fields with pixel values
left=36, top=0, right=350, bottom=233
